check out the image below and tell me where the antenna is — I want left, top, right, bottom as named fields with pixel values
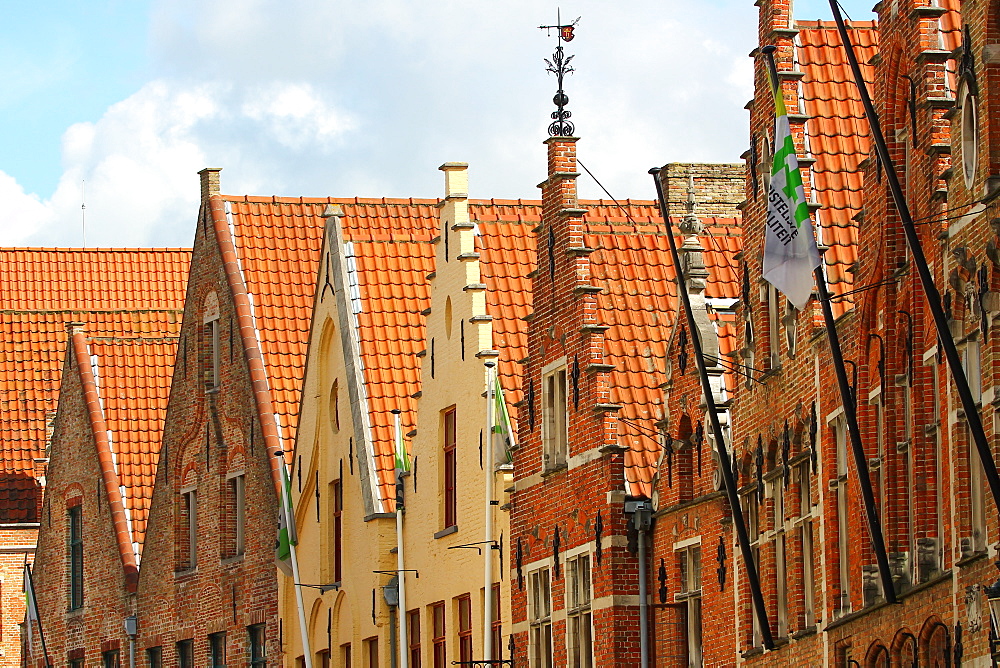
left=81, top=180, right=87, bottom=248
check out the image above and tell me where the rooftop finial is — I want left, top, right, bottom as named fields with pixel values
left=539, top=11, right=580, bottom=137
left=680, top=174, right=704, bottom=236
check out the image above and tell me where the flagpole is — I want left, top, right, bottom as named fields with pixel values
left=279, top=457, right=313, bottom=668
left=393, top=409, right=410, bottom=668
left=761, top=44, right=898, bottom=605
left=828, top=1, right=1000, bottom=517
left=484, top=361, right=496, bottom=662
left=650, top=169, right=775, bottom=650
left=25, top=564, right=52, bottom=668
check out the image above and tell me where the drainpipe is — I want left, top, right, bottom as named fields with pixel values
left=123, top=615, right=137, bottom=668
left=626, top=500, right=653, bottom=668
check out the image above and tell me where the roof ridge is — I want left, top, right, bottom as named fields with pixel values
left=69, top=329, right=140, bottom=591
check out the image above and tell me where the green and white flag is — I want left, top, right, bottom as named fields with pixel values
left=492, top=374, right=515, bottom=466
left=276, top=462, right=297, bottom=578
left=24, top=563, right=38, bottom=622
left=763, top=73, right=821, bottom=310
left=394, top=414, right=411, bottom=473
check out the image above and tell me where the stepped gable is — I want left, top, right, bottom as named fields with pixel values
left=586, top=216, right=742, bottom=498
left=0, top=249, right=189, bottom=522
left=795, top=21, right=877, bottom=317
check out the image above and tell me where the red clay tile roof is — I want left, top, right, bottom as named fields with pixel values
left=220, top=196, right=442, bottom=473
left=0, top=249, right=189, bottom=523
left=586, top=219, right=743, bottom=498
left=795, top=21, right=877, bottom=318
left=87, top=337, right=178, bottom=558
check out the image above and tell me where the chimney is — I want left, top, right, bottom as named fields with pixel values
left=198, top=168, right=222, bottom=202
left=440, top=162, right=469, bottom=199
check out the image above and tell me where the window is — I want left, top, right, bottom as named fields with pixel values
left=408, top=609, right=421, bottom=668
left=528, top=567, right=553, bottom=667
left=204, top=316, right=221, bottom=391
left=964, top=338, right=987, bottom=554
left=70, top=660, right=85, bottom=668
left=226, top=473, right=245, bottom=557
left=677, top=544, right=703, bottom=667
left=797, top=461, right=816, bottom=627
left=772, top=475, right=788, bottom=637
left=458, top=595, right=473, bottom=664
left=68, top=504, right=84, bottom=609
left=443, top=408, right=457, bottom=528
left=567, top=554, right=593, bottom=668
left=743, top=490, right=761, bottom=646
left=248, top=624, right=266, bottom=667
left=432, top=602, right=446, bottom=668
left=542, top=364, right=568, bottom=470
left=316, top=650, right=331, bottom=668
left=209, top=632, right=226, bottom=668
left=146, top=647, right=162, bottom=668
left=491, top=583, right=502, bottom=657
left=331, top=479, right=343, bottom=582
left=176, top=639, right=194, bottom=668
left=765, top=283, right=780, bottom=368
left=341, top=643, right=352, bottom=667
left=364, top=637, right=378, bottom=668
left=961, top=86, right=979, bottom=187
left=833, top=418, right=850, bottom=616
left=102, top=650, right=121, bottom=668
left=180, top=488, right=197, bottom=569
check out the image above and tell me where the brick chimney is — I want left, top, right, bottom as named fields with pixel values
left=198, top=168, right=222, bottom=202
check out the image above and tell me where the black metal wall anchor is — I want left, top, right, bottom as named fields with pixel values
left=678, top=326, right=689, bottom=374
left=755, top=436, right=765, bottom=502
left=716, top=536, right=727, bottom=591
left=516, top=538, right=524, bottom=590
left=594, top=511, right=603, bottom=566
left=552, top=526, right=562, bottom=578
left=657, top=558, right=668, bottom=604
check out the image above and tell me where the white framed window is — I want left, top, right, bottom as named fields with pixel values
left=528, top=567, right=553, bottom=668
left=771, top=475, right=788, bottom=637
left=181, top=487, right=197, bottom=569
left=676, top=543, right=702, bottom=666
left=796, top=460, right=816, bottom=627
left=227, top=471, right=246, bottom=557
left=961, top=85, right=979, bottom=188
left=742, top=490, right=762, bottom=646
left=965, top=338, right=987, bottom=554
left=542, top=361, right=568, bottom=470
left=566, top=553, right=593, bottom=668
left=832, top=418, right=850, bottom=617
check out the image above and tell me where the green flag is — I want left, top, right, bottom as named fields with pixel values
left=492, top=374, right=515, bottom=466
left=763, top=70, right=821, bottom=310
left=276, top=462, right=296, bottom=578
left=394, top=414, right=411, bottom=473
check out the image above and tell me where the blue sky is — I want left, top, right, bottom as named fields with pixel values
left=0, top=0, right=876, bottom=247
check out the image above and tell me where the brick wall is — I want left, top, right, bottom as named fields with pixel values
left=136, top=197, right=280, bottom=665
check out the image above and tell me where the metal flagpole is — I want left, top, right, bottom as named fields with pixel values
left=761, top=44, right=898, bottom=604
left=25, top=563, right=52, bottom=668
left=283, top=460, right=313, bottom=668
left=484, top=362, right=497, bottom=662
left=651, top=169, right=776, bottom=649
left=829, top=0, right=1000, bottom=516
left=393, top=409, right=410, bottom=668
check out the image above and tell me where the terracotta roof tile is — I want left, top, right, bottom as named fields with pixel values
left=794, top=21, right=877, bottom=318
left=88, top=337, right=177, bottom=555
left=0, top=249, right=189, bottom=522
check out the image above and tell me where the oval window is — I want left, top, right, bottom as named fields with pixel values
left=962, top=86, right=979, bottom=188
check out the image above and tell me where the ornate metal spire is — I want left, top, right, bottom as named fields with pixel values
left=539, top=12, right=579, bottom=137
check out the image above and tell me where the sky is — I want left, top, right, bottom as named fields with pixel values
left=0, top=0, right=875, bottom=248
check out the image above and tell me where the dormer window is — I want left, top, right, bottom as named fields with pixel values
left=542, top=360, right=568, bottom=471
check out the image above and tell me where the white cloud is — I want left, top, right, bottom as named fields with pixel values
left=7, top=0, right=766, bottom=246
left=9, top=78, right=355, bottom=247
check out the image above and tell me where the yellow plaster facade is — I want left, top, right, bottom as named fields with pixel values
left=281, top=163, right=513, bottom=667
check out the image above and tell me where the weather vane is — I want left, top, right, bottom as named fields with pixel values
left=539, top=11, right=580, bottom=137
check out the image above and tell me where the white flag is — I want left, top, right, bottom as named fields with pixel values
left=763, top=80, right=821, bottom=310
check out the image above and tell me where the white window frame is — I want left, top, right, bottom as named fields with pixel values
left=795, top=460, right=816, bottom=627
left=181, top=486, right=197, bottom=569
left=832, top=418, right=850, bottom=617
left=541, top=359, right=568, bottom=471
left=528, top=566, right=553, bottom=668
left=566, top=553, right=593, bottom=668
left=675, top=543, right=703, bottom=667
left=227, top=470, right=246, bottom=556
